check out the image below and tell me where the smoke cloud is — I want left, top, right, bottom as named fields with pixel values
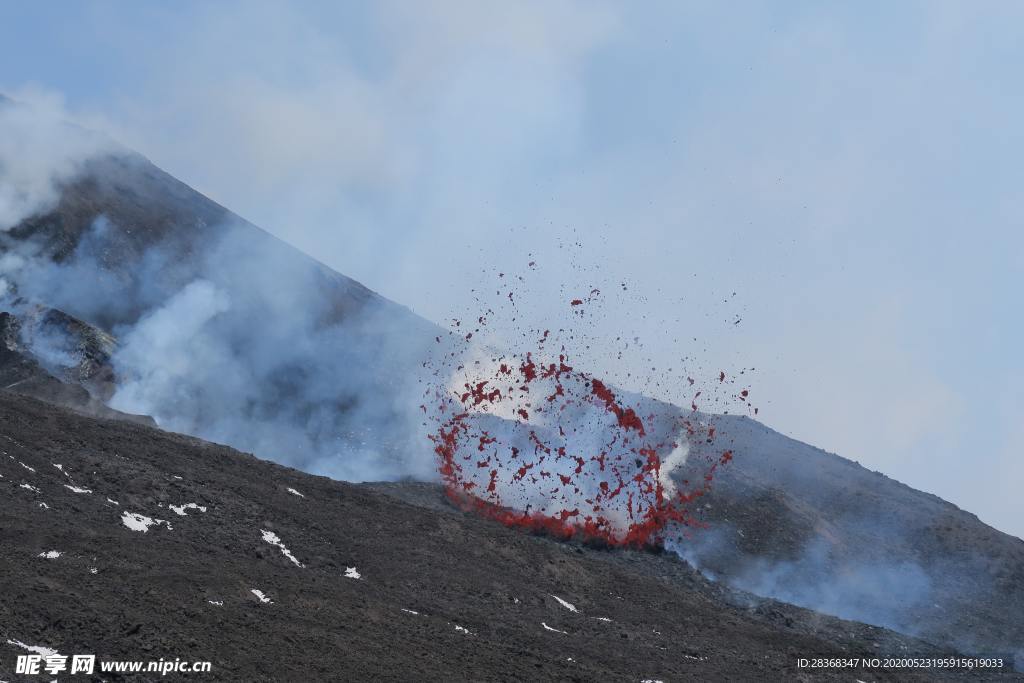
left=668, top=529, right=933, bottom=635
left=0, top=90, right=114, bottom=230
left=2, top=213, right=442, bottom=481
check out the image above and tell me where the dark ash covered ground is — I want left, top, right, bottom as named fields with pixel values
left=1, top=392, right=1019, bottom=682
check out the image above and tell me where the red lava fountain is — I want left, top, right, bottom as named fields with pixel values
left=422, top=265, right=752, bottom=548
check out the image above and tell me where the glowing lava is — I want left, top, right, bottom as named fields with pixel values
left=426, top=349, right=737, bottom=548
left=422, top=259, right=752, bottom=548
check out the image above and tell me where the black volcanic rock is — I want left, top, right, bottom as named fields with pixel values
left=0, top=310, right=151, bottom=426
left=3, top=392, right=1017, bottom=682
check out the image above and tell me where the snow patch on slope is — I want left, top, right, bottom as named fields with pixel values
left=260, top=529, right=304, bottom=568
left=169, top=502, right=206, bottom=516
left=121, top=511, right=172, bottom=532
left=5, top=639, right=60, bottom=658
left=551, top=595, right=578, bottom=613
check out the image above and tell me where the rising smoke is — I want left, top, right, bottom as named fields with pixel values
left=2, top=212, right=443, bottom=482
left=667, top=526, right=934, bottom=635
left=0, top=90, right=115, bottom=231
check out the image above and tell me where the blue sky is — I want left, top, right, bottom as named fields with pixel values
left=1, top=1, right=1021, bottom=537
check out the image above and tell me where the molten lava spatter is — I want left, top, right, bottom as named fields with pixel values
left=423, top=258, right=754, bottom=548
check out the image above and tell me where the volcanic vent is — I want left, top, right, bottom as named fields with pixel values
left=422, top=269, right=750, bottom=548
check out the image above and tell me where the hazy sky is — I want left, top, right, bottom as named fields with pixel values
left=1, top=1, right=1021, bottom=538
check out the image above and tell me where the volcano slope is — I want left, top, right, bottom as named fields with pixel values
left=1, top=391, right=1018, bottom=683
left=667, top=414, right=1024, bottom=664
left=2, top=99, right=1023, bottom=676
left=0, top=142, right=440, bottom=481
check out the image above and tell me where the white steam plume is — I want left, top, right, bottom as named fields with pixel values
left=0, top=88, right=114, bottom=230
